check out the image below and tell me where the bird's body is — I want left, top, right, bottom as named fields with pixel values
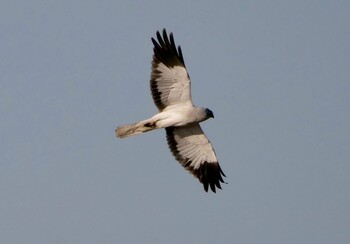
left=116, top=29, right=226, bottom=192
left=116, top=106, right=211, bottom=138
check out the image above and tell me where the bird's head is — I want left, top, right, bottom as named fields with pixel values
left=205, top=108, right=214, bottom=119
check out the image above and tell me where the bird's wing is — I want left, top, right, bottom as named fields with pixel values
left=151, top=29, right=193, bottom=111
left=166, top=124, right=226, bottom=192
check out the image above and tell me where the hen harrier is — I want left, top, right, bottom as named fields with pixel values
left=116, top=29, right=226, bottom=192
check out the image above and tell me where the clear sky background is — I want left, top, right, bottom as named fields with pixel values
left=1, top=1, right=349, bottom=243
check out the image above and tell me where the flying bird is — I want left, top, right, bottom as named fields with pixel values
left=116, top=29, right=226, bottom=192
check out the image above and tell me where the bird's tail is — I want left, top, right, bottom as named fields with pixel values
left=115, top=121, right=157, bottom=138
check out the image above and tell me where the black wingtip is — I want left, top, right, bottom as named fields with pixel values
left=151, top=29, right=186, bottom=68
left=200, top=162, right=226, bottom=193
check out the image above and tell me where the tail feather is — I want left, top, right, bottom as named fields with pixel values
left=115, top=122, right=156, bottom=138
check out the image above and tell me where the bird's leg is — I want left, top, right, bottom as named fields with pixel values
left=144, top=121, right=157, bottom=128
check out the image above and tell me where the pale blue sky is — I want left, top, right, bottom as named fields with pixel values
left=1, top=1, right=349, bottom=243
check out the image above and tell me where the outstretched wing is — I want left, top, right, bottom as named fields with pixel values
left=150, top=29, right=193, bottom=111
left=166, top=124, right=226, bottom=192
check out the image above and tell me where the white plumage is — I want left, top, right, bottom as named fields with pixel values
left=116, top=29, right=226, bottom=192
